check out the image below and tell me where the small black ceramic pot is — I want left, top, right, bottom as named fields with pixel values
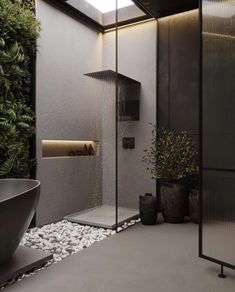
left=161, top=183, right=188, bottom=223
left=139, top=193, right=158, bottom=225
left=189, top=189, right=199, bottom=224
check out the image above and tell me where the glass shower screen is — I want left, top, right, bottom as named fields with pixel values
left=116, top=1, right=157, bottom=230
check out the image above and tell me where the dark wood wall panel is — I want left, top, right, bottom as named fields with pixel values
left=158, top=10, right=199, bottom=139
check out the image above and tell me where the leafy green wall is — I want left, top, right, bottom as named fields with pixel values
left=0, top=0, right=40, bottom=177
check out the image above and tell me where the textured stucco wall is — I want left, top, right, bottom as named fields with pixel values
left=36, top=0, right=103, bottom=225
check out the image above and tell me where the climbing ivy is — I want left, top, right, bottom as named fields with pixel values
left=0, top=0, right=40, bottom=178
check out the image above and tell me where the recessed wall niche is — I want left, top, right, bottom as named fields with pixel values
left=42, top=140, right=98, bottom=158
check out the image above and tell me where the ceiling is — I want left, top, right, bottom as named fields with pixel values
left=133, top=0, right=199, bottom=18
left=45, top=0, right=199, bottom=32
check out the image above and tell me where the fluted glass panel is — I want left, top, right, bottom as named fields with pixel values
left=202, top=0, right=235, bottom=265
left=203, top=0, right=235, bottom=169
left=202, top=170, right=235, bottom=264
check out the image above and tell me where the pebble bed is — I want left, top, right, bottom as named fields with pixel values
left=22, top=220, right=115, bottom=263
left=1, top=218, right=140, bottom=289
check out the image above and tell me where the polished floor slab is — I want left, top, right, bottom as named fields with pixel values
left=0, top=246, right=52, bottom=287
left=65, top=205, right=139, bottom=229
left=5, top=222, right=235, bottom=292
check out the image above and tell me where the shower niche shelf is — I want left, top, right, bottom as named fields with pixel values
left=85, top=70, right=141, bottom=121
left=42, top=140, right=98, bottom=158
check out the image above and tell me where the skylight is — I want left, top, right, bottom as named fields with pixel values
left=85, top=0, right=134, bottom=14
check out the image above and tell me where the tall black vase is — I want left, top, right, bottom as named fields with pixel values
left=189, top=189, right=199, bottom=224
left=139, top=193, right=158, bottom=225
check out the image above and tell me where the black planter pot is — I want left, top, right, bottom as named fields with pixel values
left=139, top=193, right=158, bottom=225
left=160, top=183, right=188, bottom=223
left=189, top=189, right=199, bottom=224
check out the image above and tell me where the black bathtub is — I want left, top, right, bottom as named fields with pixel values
left=0, top=179, right=40, bottom=264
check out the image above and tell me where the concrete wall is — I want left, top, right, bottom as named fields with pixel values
left=36, top=0, right=103, bottom=225
left=102, top=21, right=157, bottom=209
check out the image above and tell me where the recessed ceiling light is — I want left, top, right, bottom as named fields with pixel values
left=85, top=0, right=134, bottom=13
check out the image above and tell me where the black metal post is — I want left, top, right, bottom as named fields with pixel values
left=156, top=19, right=159, bottom=206
left=115, top=0, right=119, bottom=233
left=198, top=0, right=203, bottom=258
left=218, top=265, right=227, bottom=278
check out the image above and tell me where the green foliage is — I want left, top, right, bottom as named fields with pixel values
left=0, top=0, right=40, bottom=55
left=142, top=124, right=198, bottom=181
left=0, top=39, right=30, bottom=102
left=0, top=100, right=35, bottom=177
left=0, top=0, right=40, bottom=178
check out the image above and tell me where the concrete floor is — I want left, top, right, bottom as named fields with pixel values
left=65, top=205, right=139, bottom=229
left=5, top=222, right=235, bottom=292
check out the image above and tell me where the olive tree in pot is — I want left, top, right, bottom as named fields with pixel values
left=142, top=124, right=198, bottom=223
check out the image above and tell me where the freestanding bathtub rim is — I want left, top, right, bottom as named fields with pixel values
left=0, top=179, right=40, bottom=203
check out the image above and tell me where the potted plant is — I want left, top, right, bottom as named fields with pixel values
left=142, top=124, right=198, bottom=223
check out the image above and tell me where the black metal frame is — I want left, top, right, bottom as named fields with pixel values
left=29, top=55, right=37, bottom=228
left=115, top=0, right=119, bottom=233
left=29, top=3, right=37, bottom=228
left=198, top=0, right=235, bottom=276
left=133, top=0, right=199, bottom=19
left=29, top=55, right=36, bottom=181
left=132, top=0, right=155, bottom=17
left=156, top=19, right=159, bottom=205
left=44, top=0, right=152, bottom=33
